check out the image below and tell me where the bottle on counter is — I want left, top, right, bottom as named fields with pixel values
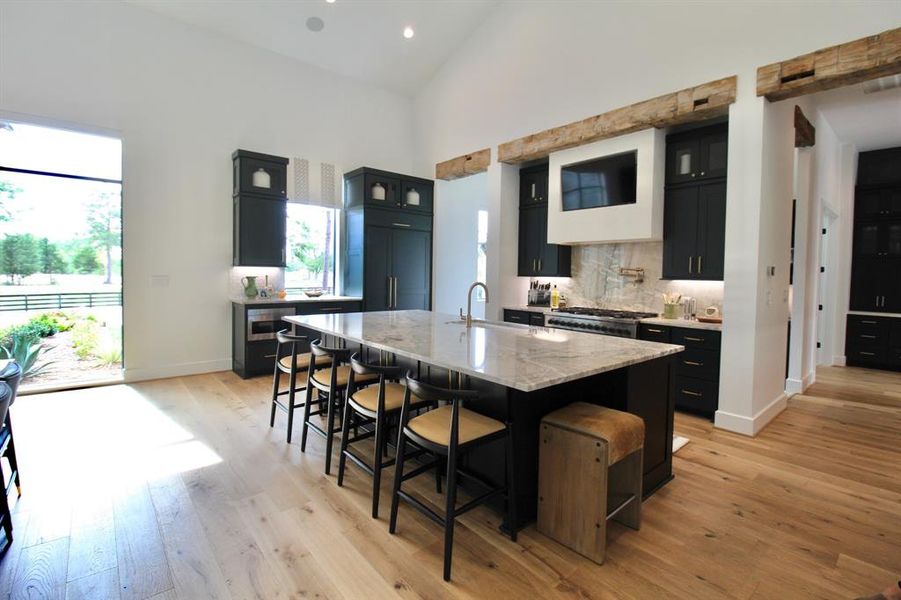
left=550, top=285, right=560, bottom=310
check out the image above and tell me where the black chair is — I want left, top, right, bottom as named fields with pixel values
left=338, top=354, right=422, bottom=518
left=0, top=361, right=22, bottom=500
left=388, top=374, right=517, bottom=581
left=300, top=340, right=377, bottom=474
left=0, top=381, right=13, bottom=555
left=269, top=329, right=330, bottom=443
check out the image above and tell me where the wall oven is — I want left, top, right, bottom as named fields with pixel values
left=246, top=307, right=295, bottom=341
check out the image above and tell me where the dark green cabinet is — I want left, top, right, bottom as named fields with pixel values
left=232, top=149, right=288, bottom=198
left=232, top=150, right=289, bottom=267
left=662, top=123, right=728, bottom=281
left=849, top=149, right=901, bottom=315
left=343, top=168, right=433, bottom=312
left=517, top=165, right=571, bottom=277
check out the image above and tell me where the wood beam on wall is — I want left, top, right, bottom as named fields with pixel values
left=435, top=148, right=491, bottom=181
left=757, top=27, right=901, bottom=101
left=496, top=76, right=737, bottom=164
left=794, top=106, right=815, bottom=148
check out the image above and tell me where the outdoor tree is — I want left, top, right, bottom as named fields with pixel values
left=0, top=234, right=40, bottom=284
left=72, top=244, right=101, bottom=275
left=291, top=221, right=325, bottom=279
left=39, top=238, right=67, bottom=282
left=86, top=191, right=121, bottom=284
left=0, top=180, right=18, bottom=222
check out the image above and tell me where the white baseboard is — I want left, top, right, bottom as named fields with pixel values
left=124, top=359, right=232, bottom=383
left=784, top=371, right=815, bottom=395
left=714, top=392, right=788, bottom=437
left=833, top=355, right=846, bottom=366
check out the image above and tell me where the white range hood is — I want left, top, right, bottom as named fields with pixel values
left=547, top=128, right=665, bottom=244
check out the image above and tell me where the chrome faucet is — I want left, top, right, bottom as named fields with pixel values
left=460, top=281, right=489, bottom=327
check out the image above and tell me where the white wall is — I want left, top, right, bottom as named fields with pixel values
left=414, top=1, right=900, bottom=434
left=433, top=173, right=488, bottom=318
left=0, top=1, right=415, bottom=381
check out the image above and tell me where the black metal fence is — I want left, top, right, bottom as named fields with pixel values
left=0, top=292, right=122, bottom=312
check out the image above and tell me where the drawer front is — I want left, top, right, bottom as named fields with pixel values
left=504, top=309, right=531, bottom=325
left=529, top=312, right=546, bottom=326
left=673, top=376, right=719, bottom=415
left=846, top=346, right=888, bottom=364
left=639, top=324, right=671, bottom=343
left=674, top=347, right=719, bottom=380
left=847, top=315, right=887, bottom=338
left=672, top=327, right=721, bottom=351
left=247, top=340, right=279, bottom=374
left=295, top=301, right=362, bottom=316
left=365, top=207, right=432, bottom=231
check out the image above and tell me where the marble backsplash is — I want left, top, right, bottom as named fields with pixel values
left=555, top=242, right=724, bottom=316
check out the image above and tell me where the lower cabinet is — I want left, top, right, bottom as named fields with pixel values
left=503, top=309, right=546, bottom=326
left=638, top=323, right=722, bottom=418
left=845, top=314, right=901, bottom=371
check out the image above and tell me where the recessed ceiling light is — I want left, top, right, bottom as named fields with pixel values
left=306, top=16, right=325, bottom=32
left=325, top=0, right=335, bottom=3
left=403, top=26, right=414, bottom=39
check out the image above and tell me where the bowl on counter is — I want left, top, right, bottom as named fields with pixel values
left=304, top=289, right=325, bottom=298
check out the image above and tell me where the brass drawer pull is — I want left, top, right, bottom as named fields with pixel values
left=684, top=336, right=704, bottom=342
left=647, top=328, right=663, bottom=333
left=683, top=360, right=703, bottom=366
left=681, top=390, right=702, bottom=397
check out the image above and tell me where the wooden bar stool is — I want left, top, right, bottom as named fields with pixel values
left=0, top=381, right=12, bottom=555
left=300, top=340, right=377, bottom=474
left=337, top=353, right=413, bottom=518
left=389, top=374, right=517, bottom=582
left=537, top=402, right=644, bottom=564
left=269, top=329, right=331, bottom=443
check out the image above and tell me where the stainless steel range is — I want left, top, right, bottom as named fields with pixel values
left=544, top=307, right=657, bottom=338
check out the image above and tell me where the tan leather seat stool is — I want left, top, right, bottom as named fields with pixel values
left=537, top=402, right=644, bottom=564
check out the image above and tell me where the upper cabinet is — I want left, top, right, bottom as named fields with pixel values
left=232, top=150, right=288, bottom=198
left=662, top=122, right=728, bottom=281
left=517, top=165, right=571, bottom=277
left=345, top=167, right=433, bottom=214
left=664, top=123, right=728, bottom=186
left=232, top=150, right=288, bottom=267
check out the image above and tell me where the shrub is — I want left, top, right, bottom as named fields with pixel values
left=71, top=320, right=99, bottom=360
left=0, top=330, right=50, bottom=379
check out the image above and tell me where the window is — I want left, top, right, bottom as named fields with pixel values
left=285, top=203, right=337, bottom=293
left=476, top=210, right=488, bottom=300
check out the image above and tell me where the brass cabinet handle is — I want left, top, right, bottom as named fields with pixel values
left=681, top=389, right=702, bottom=397
left=393, top=276, right=398, bottom=308
left=684, top=336, right=704, bottom=342
left=683, top=360, right=704, bottom=366
left=698, top=256, right=702, bottom=273
left=387, top=276, right=393, bottom=308
left=688, top=256, right=693, bottom=274
left=647, top=328, right=663, bottom=333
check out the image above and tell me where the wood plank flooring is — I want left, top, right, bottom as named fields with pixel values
left=0, top=365, right=898, bottom=599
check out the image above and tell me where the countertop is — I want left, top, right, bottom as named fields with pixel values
left=503, top=306, right=723, bottom=332
left=231, top=295, right=362, bottom=306
left=283, top=309, right=683, bottom=393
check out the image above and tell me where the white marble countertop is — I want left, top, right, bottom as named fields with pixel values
left=231, top=295, right=362, bottom=306
left=284, top=309, right=683, bottom=392
left=640, top=317, right=723, bottom=331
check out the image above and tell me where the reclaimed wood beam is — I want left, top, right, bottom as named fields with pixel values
left=794, top=106, right=816, bottom=148
left=757, top=27, right=901, bottom=101
left=435, top=148, right=491, bottom=181
left=497, top=76, right=737, bottom=164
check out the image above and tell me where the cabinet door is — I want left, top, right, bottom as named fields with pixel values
left=854, top=222, right=881, bottom=258
left=400, top=179, right=433, bottom=213
left=520, top=168, right=547, bottom=206
left=885, top=261, right=901, bottom=313
left=235, top=156, right=287, bottom=198
left=665, top=138, right=700, bottom=185
left=235, top=196, right=286, bottom=267
left=391, top=228, right=432, bottom=310
left=884, top=222, right=901, bottom=258
left=855, top=188, right=884, bottom=220
left=886, top=187, right=901, bottom=217
left=363, top=173, right=400, bottom=208
left=363, top=226, right=392, bottom=311
left=662, top=186, right=699, bottom=279
left=849, top=258, right=889, bottom=312
left=518, top=206, right=544, bottom=276
left=696, top=181, right=726, bottom=280
left=699, top=128, right=728, bottom=180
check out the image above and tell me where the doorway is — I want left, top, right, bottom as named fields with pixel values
left=0, top=120, right=123, bottom=390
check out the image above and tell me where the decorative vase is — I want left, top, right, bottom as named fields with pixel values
left=241, top=276, right=259, bottom=299
left=252, top=168, right=271, bottom=189
left=405, top=188, right=420, bottom=206
left=371, top=182, right=386, bottom=201
left=663, top=303, right=680, bottom=319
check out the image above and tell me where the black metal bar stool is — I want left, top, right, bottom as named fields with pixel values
left=0, top=361, right=22, bottom=500
left=269, top=329, right=331, bottom=443
left=300, top=340, right=377, bottom=474
left=388, top=373, right=517, bottom=582
left=338, top=353, right=421, bottom=518
left=0, top=381, right=12, bottom=555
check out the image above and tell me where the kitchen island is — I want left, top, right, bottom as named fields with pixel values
left=284, top=309, right=683, bottom=531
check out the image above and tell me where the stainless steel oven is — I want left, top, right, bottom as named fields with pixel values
left=246, top=307, right=295, bottom=341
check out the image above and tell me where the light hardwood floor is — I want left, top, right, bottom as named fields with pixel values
left=0, top=365, right=898, bottom=599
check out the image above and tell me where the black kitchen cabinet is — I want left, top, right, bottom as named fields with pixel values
left=343, top=168, right=433, bottom=312
left=849, top=148, right=901, bottom=317
left=662, top=180, right=726, bottom=280
left=503, top=309, right=545, bottom=326
left=664, top=123, right=728, bottom=185
left=845, top=314, right=901, bottom=371
left=345, top=167, right=433, bottom=214
left=233, top=194, right=287, bottom=267
left=638, top=323, right=722, bottom=418
left=232, top=150, right=288, bottom=198
left=517, top=165, right=571, bottom=277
